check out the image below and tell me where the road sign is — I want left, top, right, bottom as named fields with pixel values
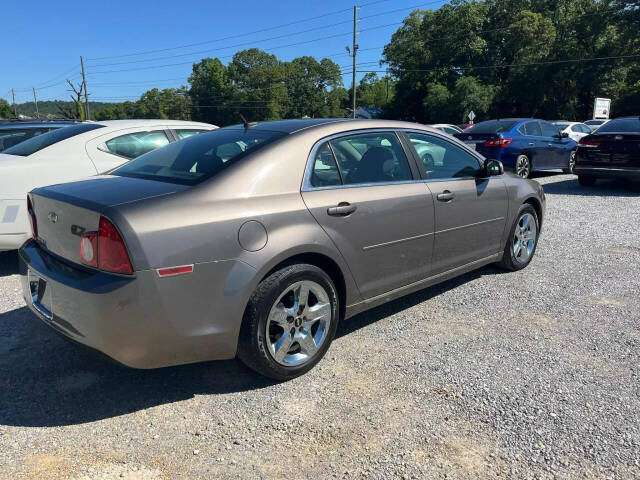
left=468, top=110, right=476, bottom=123
left=593, top=98, right=611, bottom=120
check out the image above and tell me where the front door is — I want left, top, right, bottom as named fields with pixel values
left=404, top=132, right=508, bottom=275
left=301, top=132, right=435, bottom=299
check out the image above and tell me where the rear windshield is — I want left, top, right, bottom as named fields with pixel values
left=465, top=120, right=519, bottom=134
left=112, top=128, right=286, bottom=185
left=3, top=123, right=105, bottom=156
left=596, top=118, right=640, bottom=133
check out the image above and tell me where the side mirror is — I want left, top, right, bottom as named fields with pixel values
left=556, top=131, right=569, bottom=138
left=483, top=159, right=504, bottom=177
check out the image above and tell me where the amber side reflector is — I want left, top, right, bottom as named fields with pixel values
left=157, top=265, right=194, bottom=277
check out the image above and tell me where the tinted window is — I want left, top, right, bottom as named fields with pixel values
left=465, top=120, right=519, bottom=134
left=0, top=128, right=54, bottom=152
left=578, top=124, right=591, bottom=133
left=553, top=122, right=570, bottom=130
left=596, top=118, right=640, bottom=133
left=104, top=130, right=170, bottom=159
left=408, top=133, right=480, bottom=179
left=3, top=123, right=105, bottom=156
left=329, top=132, right=412, bottom=185
left=176, top=129, right=208, bottom=139
left=540, top=121, right=559, bottom=137
left=442, top=126, right=459, bottom=135
left=571, top=125, right=583, bottom=133
left=113, top=128, right=285, bottom=185
left=310, top=143, right=341, bottom=188
left=524, top=122, right=542, bottom=136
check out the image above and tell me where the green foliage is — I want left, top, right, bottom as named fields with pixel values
left=358, top=73, right=396, bottom=108
left=383, top=0, right=640, bottom=122
left=0, top=99, right=14, bottom=118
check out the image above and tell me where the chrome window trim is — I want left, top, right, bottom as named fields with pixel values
left=302, top=127, right=486, bottom=192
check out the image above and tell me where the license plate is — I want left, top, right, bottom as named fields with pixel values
left=28, top=270, right=53, bottom=320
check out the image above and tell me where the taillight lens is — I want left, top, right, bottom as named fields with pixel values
left=578, top=138, right=600, bottom=147
left=483, top=138, right=512, bottom=147
left=78, top=217, right=133, bottom=275
left=27, top=195, right=38, bottom=240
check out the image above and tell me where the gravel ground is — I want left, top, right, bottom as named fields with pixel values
left=1, top=173, right=639, bottom=480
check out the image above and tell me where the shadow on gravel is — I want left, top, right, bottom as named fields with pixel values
left=542, top=177, right=640, bottom=197
left=0, top=265, right=503, bottom=428
left=0, top=250, right=19, bottom=277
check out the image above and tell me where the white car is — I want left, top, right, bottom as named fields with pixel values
left=552, top=121, right=592, bottom=142
left=429, top=124, right=463, bottom=135
left=0, top=119, right=216, bottom=251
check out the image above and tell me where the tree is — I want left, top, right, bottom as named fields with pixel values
left=0, top=99, right=13, bottom=119
left=188, top=58, right=236, bottom=126
left=358, top=73, right=395, bottom=108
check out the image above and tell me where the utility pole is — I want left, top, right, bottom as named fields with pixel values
left=80, top=55, right=90, bottom=120
left=11, top=88, right=17, bottom=117
left=346, top=6, right=359, bottom=119
left=32, top=88, right=39, bottom=118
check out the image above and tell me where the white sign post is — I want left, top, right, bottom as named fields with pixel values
left=593, top=98, right=611, bottom=120
left=468, top=110, right=476, bottom=124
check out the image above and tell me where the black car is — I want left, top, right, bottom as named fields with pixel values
left=574, top=117, right=640, bottom=186
left=0, top=121, right=75, bottom=152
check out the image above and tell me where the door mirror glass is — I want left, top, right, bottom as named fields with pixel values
left=484, top=159, right=504, bottom=176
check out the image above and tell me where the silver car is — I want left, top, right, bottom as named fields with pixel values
left=19, top=119, right=545, bottom=380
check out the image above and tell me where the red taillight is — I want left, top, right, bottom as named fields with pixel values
left=78, top=217, right=133, bottom=275
left=579, top=138, right=600, bottom=147
left=484, top=138, right=512, bottom=148
left=27, top=195, right=38, bottom=240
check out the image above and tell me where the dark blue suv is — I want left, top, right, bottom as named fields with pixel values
left=455, top=118, right=577, bottom=178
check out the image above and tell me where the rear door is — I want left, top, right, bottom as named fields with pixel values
left=301, top=130, right=435, bottom=299
left=404, top=131, right=508, bottom=274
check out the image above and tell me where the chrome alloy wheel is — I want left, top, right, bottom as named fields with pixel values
left=568, top=150, right=576, bottom=173
left=516, top=155, right=530, bottom=178
left=513, top=213, right=537, bottom=264
left=266, top=280, right=332, bottom=366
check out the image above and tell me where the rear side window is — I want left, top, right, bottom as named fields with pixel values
left=310, top=143, right=341, bottom=188
left=524, top=121, right=542, bottom=136
left=597, top=118, right=640, bottom=133
left=407, top=133, right=480, bottom=179
left=540, top=121, right=559, bottom=137
left=113, top=128, right=286, bottom=185
left=465, top=120, right=518, bottom=134
left=3, top=123, right=105, bottom=156
left=103, top=130, right=170, bottom=159
left=328, top=132, right=412, bottom=185
left=176, top=129, right=208, bottom=139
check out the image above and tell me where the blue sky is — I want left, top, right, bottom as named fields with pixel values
left=2, top=0, right=446, bottom=105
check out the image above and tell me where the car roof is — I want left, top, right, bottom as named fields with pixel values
left=221, top=118, right=352, bottom=134
left=0, top=121, right=76, bottom=129
left=94, top=119, right=215, bottom=128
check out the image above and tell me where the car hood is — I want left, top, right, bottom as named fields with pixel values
left=32, top=175, right=191, bottom=209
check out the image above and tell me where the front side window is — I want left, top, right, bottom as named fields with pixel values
left=540, top=121, right=559, bottom=137
left=328, top=132, right=412, bottom=185
left=176, top=129, right=208, bottom=140
left=407, top=133, right=480, bottom=179
left=104, top=130, right=170, bottom=159
left=524, top=122, right=542, bottom=136
left=113, top=128, right=285, bottom=185
left=3, top=123, right=104, bottom=156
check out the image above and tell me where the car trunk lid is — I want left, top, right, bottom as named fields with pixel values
left=580, top=133, right=640, bottom=167
left=30, top=175, right=190, bottom=265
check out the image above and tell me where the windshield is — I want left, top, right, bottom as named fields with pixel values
left=112, top=128, right=287, bottom=185
left=465, top=120, right=519, bottom=134
left=595, top=118, right=640, bottom=133
left=3, top=123, right=105, bottom=156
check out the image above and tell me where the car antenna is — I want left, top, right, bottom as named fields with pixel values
left=239, top=113, right=258, bottom=131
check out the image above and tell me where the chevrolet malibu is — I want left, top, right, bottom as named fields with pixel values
left=20, top=119, right=545, bottom=380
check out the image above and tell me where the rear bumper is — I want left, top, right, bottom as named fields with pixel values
left=574, top=165, right=640, bottom=180
left=19, top=240, right=257, bottom=368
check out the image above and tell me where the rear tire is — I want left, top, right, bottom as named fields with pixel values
left=498, top=204, right=539, bottom=272
left=515, top=154, right=532, bottom=178
left=578, top=175, right=597, bottom=186
left=237, top=263, right=339, bottom=381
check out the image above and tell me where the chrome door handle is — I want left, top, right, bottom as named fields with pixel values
left=327, top=202, right=357, bottom=216
left=437, top=190, right=455, bottom=202
left=528, top=142, right=535, bottom=146
left=548, top=143, right=553, bottom=146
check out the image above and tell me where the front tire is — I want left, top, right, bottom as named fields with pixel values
left=578, top=175, right=597, bottom=186
left=516, top=154, right=532, bottom=178
left=564, top=150, right=576, bottom=174
left=237, top=263, right=339, bottom=381
left=498, top=204, right=539, bottom=271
